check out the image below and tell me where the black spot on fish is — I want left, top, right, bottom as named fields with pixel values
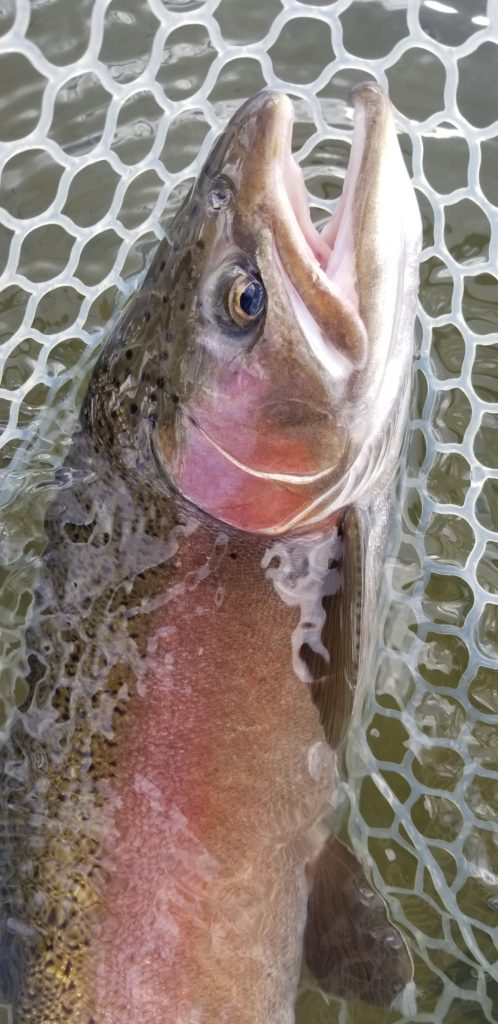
left=144, top=311, right=151, bottom=323
left=196, top=239, right=205, bottom=251
left=171, top=393, right=179, bottom=406
left=229, top=552, right=238, bottom=560
left=179, top=302, right=186, bottom=312
left=125, top=349, right=133, bottom=360
left=163, top=294, right=169, bottom=303
left=130, top=403, right=138, bottom=415
left=159, top=260, right=165, bottom=272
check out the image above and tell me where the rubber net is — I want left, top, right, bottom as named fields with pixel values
left=0, top=0, right=497, bottom=1021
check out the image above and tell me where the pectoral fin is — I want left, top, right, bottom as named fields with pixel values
left=301, top=506, right=365, bottom=748
left=304, top=835, right=413, bottom=1006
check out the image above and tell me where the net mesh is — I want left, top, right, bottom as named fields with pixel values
left=0, top=0, right=497, bottom=1021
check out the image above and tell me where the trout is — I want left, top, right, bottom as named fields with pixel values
left=0, top=85, right=421, bottom=1023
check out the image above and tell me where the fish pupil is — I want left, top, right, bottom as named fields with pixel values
left=240, top=281, right=264, bottom=317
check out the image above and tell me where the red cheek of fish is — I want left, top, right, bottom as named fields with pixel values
left=171, top=417, right=317, bottom=533
left=194, top=365, right=332, bottom=476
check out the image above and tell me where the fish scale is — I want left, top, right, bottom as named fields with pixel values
left=2, top=469, right=175, bottom=1021
left=2, top=480, right=328, bottom=1021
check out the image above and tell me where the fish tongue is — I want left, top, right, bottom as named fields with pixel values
left=304, top=834, right=413, bottom=1006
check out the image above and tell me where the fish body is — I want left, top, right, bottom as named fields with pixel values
left=0, top=86, right=421, bottom=1022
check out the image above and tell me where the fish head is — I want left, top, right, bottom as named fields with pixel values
left=150, top=87, right=421, bottom=534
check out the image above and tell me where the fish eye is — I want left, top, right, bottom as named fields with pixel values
left=228, top=275, right=266, bottom=327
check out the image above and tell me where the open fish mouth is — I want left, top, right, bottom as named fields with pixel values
left=261, top=81, right=420, bottom=387
left=269, top=87, right=371, bottom=372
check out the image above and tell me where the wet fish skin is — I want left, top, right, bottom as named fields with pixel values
left=2, top=472, right=335, bottom=1023
left=0, top=87, right=421, bottom=1022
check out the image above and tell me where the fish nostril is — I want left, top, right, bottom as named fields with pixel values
left=209, top=177, right=233, bottom=211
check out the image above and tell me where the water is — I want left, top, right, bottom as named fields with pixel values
left=0, top=0, right=497, bottom=1021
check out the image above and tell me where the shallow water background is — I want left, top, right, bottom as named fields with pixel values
left=0, top=0, right=497, bottom=1021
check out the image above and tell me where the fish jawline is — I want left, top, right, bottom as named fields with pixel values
left=190, top=416, right=334, bottom=486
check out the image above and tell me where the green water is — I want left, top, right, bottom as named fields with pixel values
left=0, top=0, right=497, bottom=1021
